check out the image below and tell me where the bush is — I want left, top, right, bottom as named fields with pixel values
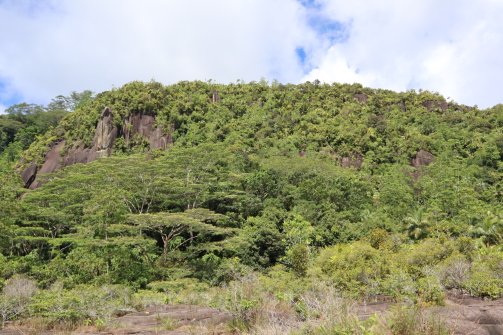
left=286, top=244, right=310, bottom=277
left=381, top=271, right=416, bottom=300
left=217, top=276, right=263, bottom=330
left=463, top=249, right=503, bottom=298
left=28, top=283, right=131, bottom=329
left=0, top=275, right=37, bottom=328
left=398, top=239, right=455, bottom=276
left=417, top=276, right=445, bottom=306
left=438, top=254, right=470, bottom=289
left=463, top=267, right=503, bottom=298
left=384, top=305, right=452, bottom=335
left=146, top=278, right=209, bottom=304
left=132, top=290, right=168, bottom=310
left=317, top=242, right=392, bottom=297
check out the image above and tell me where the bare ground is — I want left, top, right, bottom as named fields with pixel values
left=1, top=294, right=502, bottom=335
left=356, top=292, right=503, bottom=335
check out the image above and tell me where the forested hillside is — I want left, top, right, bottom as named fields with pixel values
left=0, top=81, right=502, bottom=333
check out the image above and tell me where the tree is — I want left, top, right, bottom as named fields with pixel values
left=282, top=214, right=313, bottom=276
left=128, top=209, right=230, bottom=263
left=469, top=211, right=503, bottom=246
left=47, top=90, right=94, bottom=112
left=237, top=216, right=286, bottom=268
left=405, top=208, right=430, bottom=240
left=83, top=191, right=127, bottom=240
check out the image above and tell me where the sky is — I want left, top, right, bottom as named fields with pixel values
left=0, top=0, right=502, bottom=113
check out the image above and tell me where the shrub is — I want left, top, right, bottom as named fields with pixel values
left=463, top=249, right=503, bottom=298
left=381, top=271, right=416, bottom=300
left=286, top=244, right=310, bottom=277
left=132, top=290, right=168, bottom=310
left=463, top=267, right=503, bottom=298
left=28, top=283, right=131, bottom=329
left=218, top=276, right=263, bottom=330
left=384, top=305, right=452, bottom=335
left=438, top=254, right=470, bottom=289
left=317, top=242, right=392, bottom=297
left=298, top=282, right=353, bottom=321
left=0, top=275, right=37, bottom=328
left=367, top=228, right=392, bottom=249
left=417, top=276, right=445, bottom=306
left=399, top=239, right=455, bottom=276
left=146, top=278, right=212, bottom=305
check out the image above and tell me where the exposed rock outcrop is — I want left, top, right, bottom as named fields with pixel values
left=411, top=149, right=435, bottom=167
left=63, top=144, right=96, bottom=166
left=354, top=93, right=368, bottom=103
left=422, top=99, right=448, bottom=112
left=124, top=114, right=172, bottom=150
left=1, top=304, right=232, bottom=335
left=20, top=163, right=37, bottom=188
left=38, top=141, right=65, bottom=175
left=410, top=149, right=435, bottom=181
left=341, top=153, right=364, bottom=169
left=93, top=107, right=117, bottom=158
left=21, top=107, right=172, bottom=189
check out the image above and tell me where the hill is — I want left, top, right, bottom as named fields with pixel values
left=0, top=81, right=502, bottom=334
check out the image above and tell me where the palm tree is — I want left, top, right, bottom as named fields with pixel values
left=405, top=208, right=430, bottom=240
left=469, top=211, right=503, bottom=246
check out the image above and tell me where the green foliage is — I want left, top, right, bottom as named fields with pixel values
left=286, top=243, right=310, bottom=277
left=1, top=80, right=502, bottom=329
left=463, top=248, right=503, bottom=298
left=318, top=242, right=393, bottom=297
left=235, top=216, right=286, bottom=268
left=416, top=276, right=445, bottom=306
left=385, top=305, right=452, bottom=335
left=281, top=214, right=313, bottom=276
left=28, top=283, right=130, bottom=327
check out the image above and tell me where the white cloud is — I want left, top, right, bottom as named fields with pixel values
left=0, top=0, right=319, bottom=104
left=0, top=103, right=6, bottom=114
left=0, top=0, right=502, bottom=109
left=303, top=0, right=503, bottom=108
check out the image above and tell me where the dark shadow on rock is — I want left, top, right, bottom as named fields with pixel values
left=21, top=107, right=173, bottom=189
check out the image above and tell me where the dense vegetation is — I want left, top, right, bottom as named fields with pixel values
left=0, top=81, right=502, bottom=333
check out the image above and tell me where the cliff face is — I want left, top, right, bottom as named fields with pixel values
left=21, top=107, right=172, bottom=189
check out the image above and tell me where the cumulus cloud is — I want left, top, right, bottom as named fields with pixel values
left=0, top=0, right=320, bottom=104
left=0, top=0, right=502, bottom=109
left=303, top=0, right=503, bottom=108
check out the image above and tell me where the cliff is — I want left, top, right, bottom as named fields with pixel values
left=21, top=107, right=172, bottom=189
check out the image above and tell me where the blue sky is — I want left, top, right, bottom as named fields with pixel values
left=1, top=0, right=502, bottom=113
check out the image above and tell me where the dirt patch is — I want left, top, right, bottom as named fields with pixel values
left=0, top=305, right=232, bottom=335
left=109, top=304, right=232, bottom=334
left=356, top=295, right=394, bottom=320
left=355, top=293, right=503, bottom=335
left=2, top=296, right=503, bottom=335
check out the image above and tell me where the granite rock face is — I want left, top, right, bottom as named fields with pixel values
left=124, top=114, right=172, bottom=150
left=21, top=107, right=172, bottom=189
left=354, top=93, right=368, bottom=103
left=422, top=99, right=448, bottom=112
left=93, top=107, right=117, bottom=158
left=410, top=149, right=435, bottom=181
left=62, top=144, right=96, bottom=166
left=340, top=152, right=363, bottom=169
left=411, top=149, right=435, bottom=167
left=20, top=163, right=37, bottom=188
